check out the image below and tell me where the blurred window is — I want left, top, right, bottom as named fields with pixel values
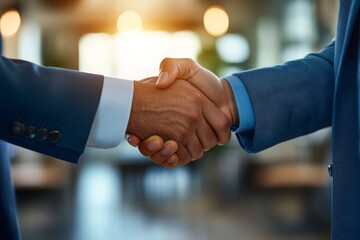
left=79, top=31, right=200, bottom=80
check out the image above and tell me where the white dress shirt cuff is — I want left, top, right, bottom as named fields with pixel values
left=86, top=77, right=134, bottom=148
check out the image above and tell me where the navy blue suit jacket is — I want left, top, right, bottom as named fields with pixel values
left=0, top=37, right=104, bottom=239
left=231, top=0, right=359, bottom=239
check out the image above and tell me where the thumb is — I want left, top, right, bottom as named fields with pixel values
left=156, top=58, right=197, bottom=89
left=157, top=58, right=225, bottom=109
left=156, top=71, right=173, bottom=89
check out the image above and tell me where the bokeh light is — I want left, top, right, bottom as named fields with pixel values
left=203, top=6, right=229, bottom=37
left=0, top=10, right=21, bottom=37
left=216, top=34, right=250, bottom=63
left=117, top=10, right=143, bottom=33
left=79, top=33, right=114, bottom=76
left=79, top=31, right=200, bottom=80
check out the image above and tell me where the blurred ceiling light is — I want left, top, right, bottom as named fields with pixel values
left=0, top=10, right=21, bottom=37
left=117, top=10, right=143, bottom=33
left=203, top=6, right=229, bottom=37
left=216, top=34, right=250, bottom=63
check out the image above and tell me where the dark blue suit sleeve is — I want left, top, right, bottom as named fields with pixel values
left=230, top=41, right=335, bottom=153
left=0, top=56, right=104, bottom=163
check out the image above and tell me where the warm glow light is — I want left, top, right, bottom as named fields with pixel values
left=117, top=10, right=143, bottom=33
left=114, top=31, right=200, bottom=79
left=79, top=31, right=200, bottom=80
left=203, top=6, right=229, bottom=37
left=79, top=33, right=114, bottom=76
left=115, top=31, right=168, bottom=79
left=0, top=10, right=21, bottom=37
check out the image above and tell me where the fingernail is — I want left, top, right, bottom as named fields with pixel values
left=161, top=143, right=174, bottom=156
left=156, top=72, right=168, bottom=85
left=126, top=134, right=136, bottom=147
left=126, top=134, right=131, bottom=142
left=126, top=135, right=136, bottom=147
left=147, top=140, right=161, bottom=152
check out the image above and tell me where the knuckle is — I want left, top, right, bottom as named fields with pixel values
left=160, top=57, right=172, bottom=68
left=139, top=147, right=151, bottom=157
left=174, top=130, right=186, bottom=142
left=202, top=139, right=215, bottom=151
left=207, top=138, right=217, bottom=149
left=151, top=154, right=166, bottom=165
left=181, top=158, right=192, bottom=166
left=191, top=90, right=203, bottom=104
left=192, top=144, right=204, bottom=160
left=220, top=117, right=231, bottom=131
left=225, top=130, right=231, bottom=143
left=188, top=108, right=202, bottom=123
left=219, top=130, right=231, bottom=145
left=184, top=58, right=194, bottom=65
left=152, top=159, right=162, bottom=165
left=179, top=154, right=192, bottom=166
left=166, top=159, right=179, bottom=168
left=195, top=151, right=204, bottom=160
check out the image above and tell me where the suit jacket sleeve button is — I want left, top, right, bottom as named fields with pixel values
left=328, top=164, right=333, bottom=177
left=24, top=126, right=36, bottom=140
left=36, top=128, right=48, bottom=142
left=11, top=121, right=25, bottom=136
left=48, top=130, right=61, bottom=144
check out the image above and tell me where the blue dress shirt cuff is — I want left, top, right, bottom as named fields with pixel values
left=224, top=75, right=255, bottom=133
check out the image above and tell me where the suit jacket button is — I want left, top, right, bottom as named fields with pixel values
left=328, top=164, right=333, bottom=177
left=48, top=130, right=61, bottom=144
left=11, top=121, right=25, bottom=136
left=36, top=128, right=48, bottom=142
left=24, top=126, right=36, bottom=140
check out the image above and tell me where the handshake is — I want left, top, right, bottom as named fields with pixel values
left=126, top=58, right=239, bottom=168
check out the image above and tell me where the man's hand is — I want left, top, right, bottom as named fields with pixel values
left=127, top=134, right=179, bottom=168
left=156, top=58, right=238, bottom=126
left=128, top=59, right=239, bottom=167
left=126, top=77, right=230, bottom=167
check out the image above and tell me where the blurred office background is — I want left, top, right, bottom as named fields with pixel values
left=1, top=0, right=337, bottom=239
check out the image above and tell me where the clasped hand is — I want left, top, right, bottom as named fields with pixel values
left=126, top=58, right=239, bottom=168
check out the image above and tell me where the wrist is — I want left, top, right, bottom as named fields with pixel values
left=221, top=79, right=239, bottom=126
left=127, top=80, right=142, bottom=135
